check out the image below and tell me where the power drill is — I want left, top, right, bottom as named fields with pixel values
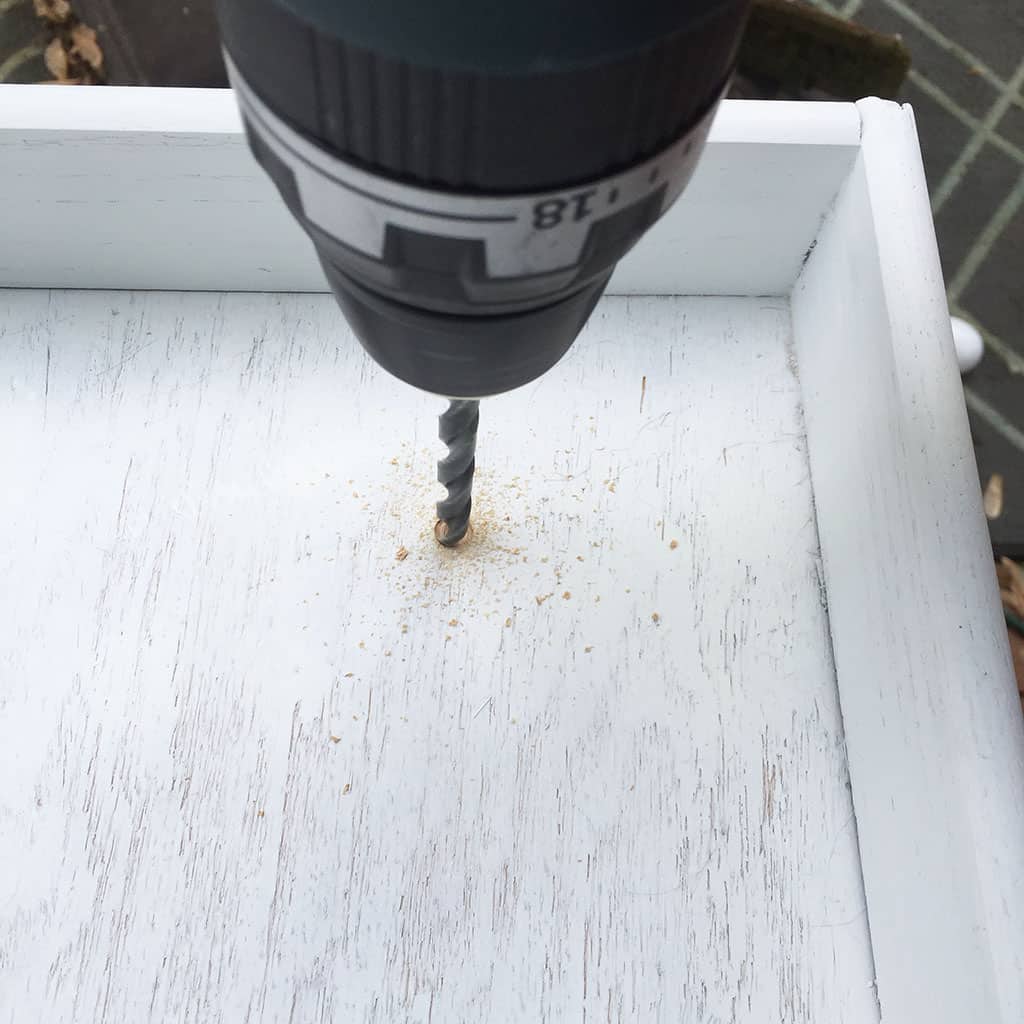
left=217, top=0, right=751, bottom=543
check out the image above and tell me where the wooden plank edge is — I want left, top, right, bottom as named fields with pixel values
left=793, top=97, right=1024, bottom=1023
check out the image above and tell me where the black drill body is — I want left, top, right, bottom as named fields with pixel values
left=217, top=0, right=751, bottom=538
left=218, top=0, right=750, bottom=398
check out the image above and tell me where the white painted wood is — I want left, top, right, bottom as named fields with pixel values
left=0, top=289, right=879, bottom=1023
left=791, top=98, right=1024, bottom=1024
left=0, top=85, right=859, bottom=296
left=2, top=89, right=1020, bottom=1021
left=610, top=102, right=860, bottom=297
left=0, top=87, right=318, bottom=294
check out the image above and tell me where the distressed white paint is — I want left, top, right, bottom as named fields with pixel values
left=0, top=86, right=859, bottom=296
left=1, top=90, right=1021, bottom=1023
left=613, top=102, right=859, bottom=297
left=792, top=99, right=1024, bottom=1024
left=0, top=291, right=878, bottom=1022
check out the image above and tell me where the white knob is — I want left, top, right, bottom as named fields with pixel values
left=950, top=316, right=984, bottom=375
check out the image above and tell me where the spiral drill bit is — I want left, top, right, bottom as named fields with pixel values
left=435, top=399, right=479, bottom=547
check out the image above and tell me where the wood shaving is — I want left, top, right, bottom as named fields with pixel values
left=344, top=672, right=354, bottom=678
left=562, top=591, right=571, bottom=599
left=504, top=617, right=513, bottom=627
left=342, top=783, right=352, bottom=795
left=395, top=545, right=409, bottom=561
left=257, top=809, right=265, bottom=818
left=329, top=735, right=341, bottom=744
left=448, top=618, right=459, bottom=627
left=651, top=612, right=661, bottom=624
left=584, top=645, right=593, bottom=653
left=535, top=593, right=552, bottom=606
left=670, top=539, right=679, bottom=550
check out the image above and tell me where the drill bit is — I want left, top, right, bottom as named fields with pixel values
left=435, top=399, right=479, bottom=547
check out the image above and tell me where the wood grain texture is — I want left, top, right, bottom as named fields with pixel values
left=0, top=291, right=878, bottom=1023
left=792, top=99, right=1024, bottom=1024
left=0, top=87, right=859, bottom=296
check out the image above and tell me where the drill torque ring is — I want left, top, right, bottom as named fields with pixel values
left=436, top=400, right=479, bottom=547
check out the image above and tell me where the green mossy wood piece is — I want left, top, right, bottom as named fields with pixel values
left=739, top=0, right=911, bottom=100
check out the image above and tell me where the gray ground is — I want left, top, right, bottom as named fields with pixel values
left=810, top=0, right=1024, bottom=555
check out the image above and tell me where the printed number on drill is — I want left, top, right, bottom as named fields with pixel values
left=531, top=162, right=665, bottom=229
left=532, top=189, right=600, bottom=229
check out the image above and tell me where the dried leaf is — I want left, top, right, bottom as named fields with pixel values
left=44, top=37, right=69, bottom=81
left=1007, top=628, right=1024, bottom=703
left=999, top=556, right=1024, bottom=594
left=998, top=557, right=1024, bottom=619
left=34, top=0, right=72, bottom=24
left=983, top=473, right=1004, bottom=519
left=70, top=23, right=103, bottom=73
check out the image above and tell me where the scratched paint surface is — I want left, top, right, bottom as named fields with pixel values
left=0, top=291, right=878, bottom=1023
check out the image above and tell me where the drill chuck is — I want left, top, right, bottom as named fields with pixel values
left=218, top=0, right=750, bottom=397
